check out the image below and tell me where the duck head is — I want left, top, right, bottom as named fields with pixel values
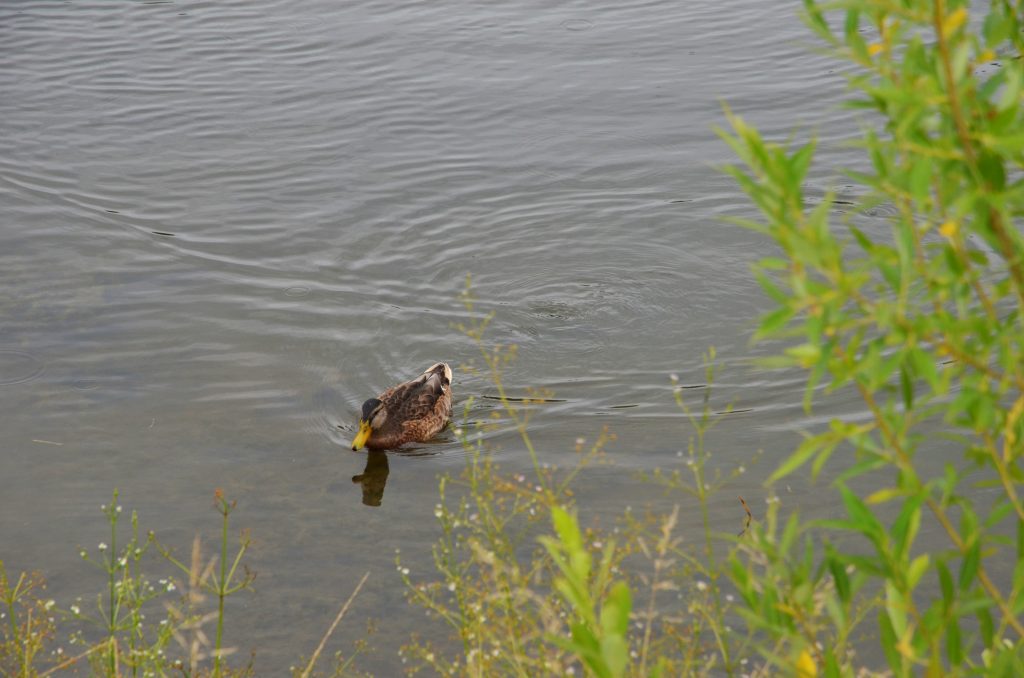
left=351, top=398, right=387, bottom=451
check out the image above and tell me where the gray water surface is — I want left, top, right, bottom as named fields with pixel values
left=2, top=0, right=883, bottom=672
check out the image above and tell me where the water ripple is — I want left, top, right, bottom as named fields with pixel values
left=0, top=349, right=45, bottom=386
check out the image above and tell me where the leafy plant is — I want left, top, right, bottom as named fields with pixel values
left=720, top=0, right=1024, bottom=673
left=153, top=489, right=255, bottom=677
left=65, top=490, right=176, bottom=677
left=540, top=506, right=632, bottom=678
left=0, top=564, right=55, bottom=677
left=400, top=284, right=754, bottom=677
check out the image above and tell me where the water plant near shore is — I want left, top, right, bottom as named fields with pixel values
left=716, top=0, right=1024, bottom=673
left=399, top=0, right=1024, bottom=674
left=2, top=0, right=1021, bottom=675
left=395, top=284, right=755, bottom=677
left=0, top=491, right=369, bottom=677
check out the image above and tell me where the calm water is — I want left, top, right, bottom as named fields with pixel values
left=3, top=0, right=896, bottom=672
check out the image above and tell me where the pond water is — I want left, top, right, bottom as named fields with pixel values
left=2, top=0, right=900, bottom=672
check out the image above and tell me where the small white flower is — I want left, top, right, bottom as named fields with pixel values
left=575, top=437, right=585, bottom=445
left=116, top=505, right=122, bottom=513
left=401, top=567, right=410, bottom=575
left=725, top=594, right=734, bottom=603
left=44, top=600, right=55, bottom=611
left=454, top=428, right=463, bottom=437
left=425, top=652, right=435, bottom=662
left=166, top=582, right=176, bottom=592
left=696, top=580, right=708, bottom=592
left=70, top=605, right=80, bottom=615
left=98, top=542, right=108, bottom=551
left=448, top=582, right=456, bottom=592
left=101, top=504, right=106, bottom=511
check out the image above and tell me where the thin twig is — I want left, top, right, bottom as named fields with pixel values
left=738, top=497, right=753, bottom=537
left=38, top=642, right=105, bottom=677
left=300, top=571, right=370, bottom=678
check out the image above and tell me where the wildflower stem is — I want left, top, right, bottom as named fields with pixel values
left=300, top=571, right=370, bottom=678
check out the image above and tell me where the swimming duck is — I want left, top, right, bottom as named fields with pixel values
left=350, top=362, right=453, bottom=451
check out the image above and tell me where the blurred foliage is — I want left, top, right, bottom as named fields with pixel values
left=720, top=0, right=1024, bottom=673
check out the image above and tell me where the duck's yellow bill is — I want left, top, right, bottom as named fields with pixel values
left=351, top=420, right=372, bottom=451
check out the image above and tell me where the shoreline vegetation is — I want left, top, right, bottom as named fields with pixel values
left=4, top=0, right=1023, bottom=675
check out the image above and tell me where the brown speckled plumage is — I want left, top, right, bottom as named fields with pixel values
left=363, top=363, right=452, bottom=450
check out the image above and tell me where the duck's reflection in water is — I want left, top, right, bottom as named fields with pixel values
left=352, top=450, right=389, bottom=507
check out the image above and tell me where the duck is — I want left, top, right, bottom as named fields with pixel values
left=350, top=362, right=453, bottom=451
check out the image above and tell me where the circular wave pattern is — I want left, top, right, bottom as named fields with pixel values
left=0, top=349, right=45, bottom=386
